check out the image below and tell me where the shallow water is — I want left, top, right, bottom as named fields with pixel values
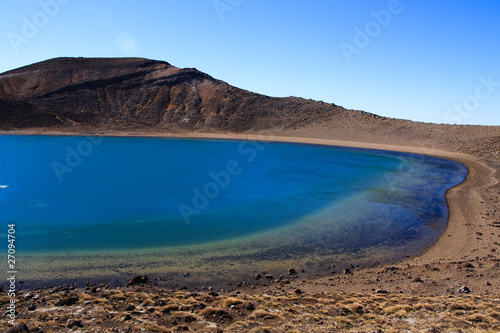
left=0, top=135, right=467, bottom=287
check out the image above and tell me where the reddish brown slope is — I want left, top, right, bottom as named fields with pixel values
left=0, top=57, right=346, bottom=131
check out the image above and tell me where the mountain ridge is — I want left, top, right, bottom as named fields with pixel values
left=0, top=57, right=360, bottom=131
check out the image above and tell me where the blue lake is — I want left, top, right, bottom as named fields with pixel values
left=0, top=135, right=467, bottom=286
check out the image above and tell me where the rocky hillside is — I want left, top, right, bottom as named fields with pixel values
left=2, top=57, right=499, bottom=161
left=0, top=57, right=354, bottom=131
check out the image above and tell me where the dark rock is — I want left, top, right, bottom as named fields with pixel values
left=66, top=319, right=83, bottom=329
left=255, top=274, right=262, bottom=280
left=413, top=277, right=424, bottom=283
left=154, top=299, right=166, bottom=306
left=294, top=289, right=303, bottom=294
left=66, top=297, right=79, bottom=306
left=459, top=286, right=471, bottom=294
left=375, top=289, right=388, bottom=294
left=209, top=291, right=219, bottom=297
left=184, top=315, right=197, bottom=323
left=54, top=297, right=78, bottom=306
left=245, top=303, right=255, bottom=311
left=343, top=268, right=351, bottom=274
left=125, top=304, right=135, bottom=311
left=27, top=304, right=36, bottom=311
left=4, top=323, right=29, bottom=333
left=288, top=268, right=297, bottom=275
left=384, top=267, right=399, bottom=272
left=264, top=274, right=273, bottom=280
left=122, top=314, right=132, bottom=321
left=127, top=275, right=148, bottom=285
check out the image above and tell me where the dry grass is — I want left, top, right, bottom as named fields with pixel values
left=218, top=296, right=244, bottom=307
left=2, top=286, right=499, bottom=332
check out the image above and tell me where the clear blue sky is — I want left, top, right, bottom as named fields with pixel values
left=1, top=0, right=499, bottom=125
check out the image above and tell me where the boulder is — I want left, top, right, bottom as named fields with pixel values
left=4, top=323, right=29, bottom=333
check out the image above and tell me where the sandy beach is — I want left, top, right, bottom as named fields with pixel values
left=1, top=125, right=499, bottom=332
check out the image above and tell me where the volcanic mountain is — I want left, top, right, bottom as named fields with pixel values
left=0, top=57, right=360, bottom=131
left=1, top=57, right=499, bottom=161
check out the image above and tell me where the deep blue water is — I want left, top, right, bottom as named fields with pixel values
left=0, top=135, right=467, bottom=258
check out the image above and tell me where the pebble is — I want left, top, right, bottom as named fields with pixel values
left=66, top=319, right=84, bottom=329
left=54, top=297, right=79, bottom=306
left=458, top=286, right=471, bottom=294
left=122, top=313, right=132, bottom=321
left=375, top=289, right=388, bottom=294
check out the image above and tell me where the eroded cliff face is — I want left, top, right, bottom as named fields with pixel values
left=0, top=57, right=345, bottom=131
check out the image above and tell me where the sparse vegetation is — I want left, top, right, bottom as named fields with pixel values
left=2, top=285, right=499, bottom=332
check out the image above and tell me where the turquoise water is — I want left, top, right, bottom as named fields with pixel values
left=0, top=135, right=467, bottom=285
